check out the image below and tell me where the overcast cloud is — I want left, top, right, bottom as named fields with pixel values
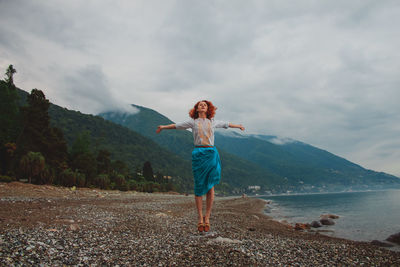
left=1, top=0, right=399, bottom=176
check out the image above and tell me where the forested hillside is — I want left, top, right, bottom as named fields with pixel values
left=101, top=105, right=400, bottom=193
left=100, top=106, right=284, bottom=193
left=0, top=65, right=191, bottom=194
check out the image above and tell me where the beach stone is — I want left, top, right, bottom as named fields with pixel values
left=320, top=218, right=335, bottom=225
left=386, top=232, right=400, bottom=245
left=69, top=224, right=80, bottom=231
left=371, top=240, right=394, bottom=247
left=294, top=223, right=311, bottom=231
left=311, top=221, right=322, bottom=228
left=207, top=237, right=242, bottom=245
left=154, top=212, right=168, bottom=218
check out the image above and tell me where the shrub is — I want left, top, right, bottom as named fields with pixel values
left=95, top=174, right=110, bottom=190
left=76, top=172, right=86, bottom=187
left=128, top=180, right=138, bottom=191
left=59, top=168, right=76, bottom=187
left=0, top=175, right=16, bottom=183
left=38, top=166, right=54, bottom=185
left=118, top=182, right=129, bottom=192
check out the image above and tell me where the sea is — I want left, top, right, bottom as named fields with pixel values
left=260, top=189, right=400, bottom=249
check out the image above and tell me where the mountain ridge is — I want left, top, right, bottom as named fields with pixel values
left=100, top=104, right=400, bottom=193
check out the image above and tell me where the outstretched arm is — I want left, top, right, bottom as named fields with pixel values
left=229, top=123, right=245, bottom=131
left=156, top=124, right=176, bottom=133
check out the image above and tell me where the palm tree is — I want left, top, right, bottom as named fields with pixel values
left=20, top=152, right=45, bottom=183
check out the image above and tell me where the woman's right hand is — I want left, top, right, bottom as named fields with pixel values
left=156, top=125, right=163, bottom=133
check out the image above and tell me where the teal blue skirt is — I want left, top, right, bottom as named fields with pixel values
left=192, top=146, right=221, bottom=196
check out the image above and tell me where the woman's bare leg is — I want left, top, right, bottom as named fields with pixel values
left=205, top=187, right=215, bottom=224
left=195, top=195, right=203, bottom=223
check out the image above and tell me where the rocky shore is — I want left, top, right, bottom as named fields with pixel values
left=1, top=182, right=399, bottom=266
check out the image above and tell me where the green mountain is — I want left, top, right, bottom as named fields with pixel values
left=16, top=89, right=193, bottom=191
left=100, top=105, right=400, bottom=193
left=215, top=131, right=400, bottom=191
left=100, top=105, right=283, bottom=193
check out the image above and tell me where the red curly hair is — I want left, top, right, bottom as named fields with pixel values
left=189, top=100, right=217, bottom=119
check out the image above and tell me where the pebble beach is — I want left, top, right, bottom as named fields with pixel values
left=1, top=182, right=399, bottom=266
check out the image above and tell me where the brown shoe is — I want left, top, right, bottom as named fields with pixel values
left=203, top=216, right=210, bottom=232
left=197, top=222, right=204, bottom=232
left=204, top=222, right=210, bottom=232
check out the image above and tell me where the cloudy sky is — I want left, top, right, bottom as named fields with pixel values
left=1, top=0, right=399, bottom=176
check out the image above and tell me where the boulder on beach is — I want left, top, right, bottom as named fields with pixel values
left=320, top=214, right=339, bottom=219
left=311, top=221, right=322, bottom=228
left=386, top=232, right=400, bottom=245
left=320, top=218, right=335, bottom=225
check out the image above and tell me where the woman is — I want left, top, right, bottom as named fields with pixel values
left=156, top=100, right=245, bottom=232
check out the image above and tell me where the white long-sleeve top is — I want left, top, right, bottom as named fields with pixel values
left=175, top=118, right=229, bottom=146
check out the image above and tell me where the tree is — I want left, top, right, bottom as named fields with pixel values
left=94, top=174, right=110, bottom=189
left=96, top=149, right=111, bottom=174
left=58, top=168, right=85, bottom=187
left=19, top=151, right=45, bottom=183
left=5, top=65, right=17, bottom=86
left=71, top=152, right=97, bottom=186
left=18, top=89, right=50, bottom=156
left=113, top=174, right=128, bottom=191
left=1, top=143, right=17, bottom=176
left=155, top=171, right=164, bottom=184
left=142, top=161, right=154, bottom=182
left=111, top=159, right=129, bottom=177
left=45, top=127, right=68, bottom=172
left=0, top=66, right=21, bottom=175
left=17, top=89, right=67, bottom=175
left=71, top=131, right=91, bottom=157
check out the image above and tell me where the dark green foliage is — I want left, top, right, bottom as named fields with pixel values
left=38, top=166, right=55, bottom=185
left=19, top=89, right=51, bottom=154
left=59, top=168, right=76, bottom=187
left=5, top=65, right=17, bottom=86
left=0, top=68, right=21, bottom=175
left=97, top=149, right=111, bottom=174
left=2, top=69, right=182, bottom=193
left=57, top=169, right=85, bottom=188
left=17, top=89, right=68, bottom=175
left=113, top=173, right=127, bottom=191
left=0, top=175, right=16, bottom=182
left=0, top=81, right=20, bottom=144
left=70, top=152, right=97, bottom=186
left=19, top=151, right=45, bottom=184
left=142, top=161, right=154, bottom=182
left=47, top=102, right=193, bottom=192
left=71, top=131, right=91, bottom=157
left=95, top=174, right=110, bottom=189
left=76, top=172, right=86, bottom=187
left=45, top=127, right=68, bottom=172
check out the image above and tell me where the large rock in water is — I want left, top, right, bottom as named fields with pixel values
left=320, top=214, right=340, bottom=219
left=311, top=221, right=322, bottom=228
left=386, top=232, right=400, bottom=245
left=320, top=218, right=335, bottom=225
